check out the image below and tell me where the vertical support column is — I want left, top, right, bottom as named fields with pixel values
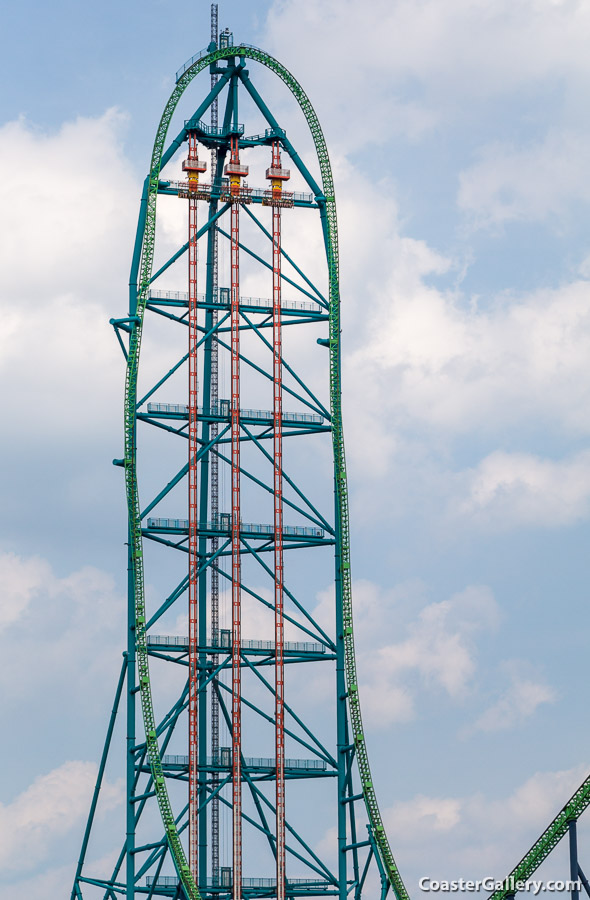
left=229, top=134, right=242, bottom=900
left=318, top=193, right=350, bottom=900
left=187, top=131, right=199, bottom=880
left=271, top=140, right=286, bottom=900
left=569, top=819, right=580, bottom=900
left=126, top=532, right=136, bottom=900
left=209, top=5, right=221, bottom=887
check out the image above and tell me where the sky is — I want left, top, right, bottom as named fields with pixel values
left=2, top=0, right=590, bottom=895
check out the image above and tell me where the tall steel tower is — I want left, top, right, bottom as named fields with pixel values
left=70, top=12, right=590, bottom=900
left=71, top=22, right=407, bottom=900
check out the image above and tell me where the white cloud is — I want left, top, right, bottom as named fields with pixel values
left=384, top=763, right=588, bottom=879
left=0, top=111, right=136, bottom=564
left=0, top=552, right=123, bottom=704
left=259, top=2, right=590, bottom=549
left=313, top=577, right=429, bottom=646
left=0, top=552, right=52, bottom=631
left=0, top=110, right=137, bottom=302
left=379, top=585, right=499, bottom=695
left=313, top=581, right=500, bottom=727
left=265, top=0, right=590, bottom=136
left=332, top=188, right=590, bottom=530
left=0, top=112, right=139, bottom=453
left=388, top=794, right=462, bottom=839
left=0, top=862, right=74, bottom=900
left=363, top=585, right=499, bottom=726
left=352, top=279, right=590, bottom=440
left=457, top=449, right=590, bottom=528
left=0, top=761, right=122, bottom=873
left=0, top=294, right=121, bottom=446
left=458, top=131, right=590, bottom=227
left=473, top=664, right=557, bottom=733
left=497, top=766, right=584, bottom=831
left=0, top=109, right=139, bottom=478
left=260, top=2, right=590, bottom=525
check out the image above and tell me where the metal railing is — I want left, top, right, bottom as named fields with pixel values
left=266, top=166, right=291, bottom=178
left=175, top=43, right=266, bottom=82
left=146, top=287, right=325, bottom=314
left=176, top=47, right=212, bottom=82
left=145, top=518, right=324, bottom=538
left=146, top=401, right=323, bottom=425
left=184, top=118, right=245, bottom=136
left=146, top=635, right=326, bottom=654
left=147, top=876, right=326, bottom=887
left=244, top=126, right=286, bottom=142
left=161, top=754, right=326, bottom=770
left=159, top=179, right=313, bottom=205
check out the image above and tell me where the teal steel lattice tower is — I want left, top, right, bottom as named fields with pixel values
left=71, top=17, right=590, bottom=900
left=71, top=24, right=408, bottom=900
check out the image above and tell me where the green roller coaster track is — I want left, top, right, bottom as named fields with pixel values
left=122, top=43, right=409, bottom=900
left=488, top=774, right=590, bottom=900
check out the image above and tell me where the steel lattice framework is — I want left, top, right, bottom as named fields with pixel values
left=72, top=25, right=590, bottom=900
left=71, top=34, right=408, bottom=900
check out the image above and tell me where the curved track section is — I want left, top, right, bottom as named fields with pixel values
left=488, top=775, right=590, bottom=900
left=125, top=44, right=408, bottom=900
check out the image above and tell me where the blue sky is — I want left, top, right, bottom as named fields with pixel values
left=2, top=0, right=590, bottom=895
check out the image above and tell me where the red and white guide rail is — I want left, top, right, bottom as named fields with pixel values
left=225, top=134, right=248, bottom=900
left=267, top=139, right=290, bottom=900
left=185, top=130, right=291, bottom=897
left=185, top=132, right=207, bottom=880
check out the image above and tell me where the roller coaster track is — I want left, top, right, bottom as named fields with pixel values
left=488, top=775, right=590, bottom=900
left=122, top=42, right=408, bottom=900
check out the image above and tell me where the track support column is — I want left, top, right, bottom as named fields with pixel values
left=209, top=6, right=221, bottom=886
left=225, top=133, right=248, bottom=900
left=569, top=819, right=581, bottom=900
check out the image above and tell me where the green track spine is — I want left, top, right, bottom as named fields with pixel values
left=488, top=775, right=590, bottom=900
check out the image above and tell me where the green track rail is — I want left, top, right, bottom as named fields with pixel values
left=124, top=44, right=408, bottom=900
left=488, top=774, right=590, bottom=900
